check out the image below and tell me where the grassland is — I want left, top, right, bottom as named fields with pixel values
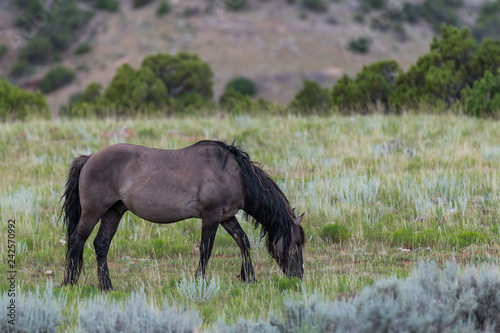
left=1, top=114, right=500, bottom=331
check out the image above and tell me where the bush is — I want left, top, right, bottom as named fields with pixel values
left=94, top=0, right=120, bottom=12
left=133, top=0, right=155, bottom=9
left=0, top=282, right=64, bottom=333
left=320, top=223, right=351, bottom=244
left=0, top=78, right=50, bottom=121
left=61, top=99, right=116, bottom=118
left=448, top=231, right=490, bottom=248
left=15, top=1, right=93, bottom=65
left=9, top=60, right=35, bottom=78
left=394, top=2, right=420, bottom=24
left=75, top=43, right=92, bottom=55
left=105, top=64, right=169, bottom=110
left=218, top=260, right=500, bottom=332
left=225, top=77, right=257, bottom=97
left=364, top=0, right=421, bottom=29
left=103, top=63, right=141, bottom=107
left=0, top=44, right=7, bottom=59
left=82, top=82, right=103, bottom=103
left=272, top=275, right=302, bottom=292
left=289, top=80, right=330, bottom=113
left=392, top=227, right=490, bottom=249
left=171, top=92, right=217, bottom=113
left=156, top=0, right=171, bottom=16
left=20, top=36, right=53, bottom=64
left=353, top=12, right=364, bottom=23
left=176, top=273, right=220, bottom=302
left=472, top=0, right=500, bottom=41
left=39, top=66, right=76, bottom=94
left=79, top=290, right=200, bottom=332
left=331, top=75, right=363, bottom=112
left=470, top=38, right=500, bottom=81
left=68, top=52, right=215, bottom=117
left=392, top=228, right=439, bottom=248
left=360, top=0, right=386, bottom=12
left=392, top=24, right=476, bottom=110
left=332, top=60, right=400, bottom=113
left=418, top=0, right=463, bottom=32
left=253, top=97, right=277, bottom=113
left=392, top=228, right=415, bottom=248
left=463, top=70, right=500, bottom=118
left=355, top=60, right=400, bottom=112
left=69, top=92, right=84, bottom=106
left=219, top=87, right=253, bottom=111
left=224, top=0, right=248, bottom=11
left=104, top=52, right=212, bottom=109
left=140, top=52, right=213, bottom=100
left=302, top=0, right=328, bottom=13
left=348, top=37, right=371, bottom=54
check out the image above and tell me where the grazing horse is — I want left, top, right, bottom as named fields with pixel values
left=61, top=140, right=305, bottom=290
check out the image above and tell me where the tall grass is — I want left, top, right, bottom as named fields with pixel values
left=1, top=114, right=499, bottom=330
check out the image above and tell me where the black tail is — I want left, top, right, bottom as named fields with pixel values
left=61, top=155, right=91, bottom=270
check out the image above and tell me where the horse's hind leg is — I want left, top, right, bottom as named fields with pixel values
left=195, top=216, right=220, bottom=279
left=64, top=210, right=102, bottom=286
left=221, top=217, right=256, bottom=282
left=93, top=202, right=126, bottom=291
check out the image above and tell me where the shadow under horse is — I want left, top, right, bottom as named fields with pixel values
left=61, top=140, right=305, bottom=290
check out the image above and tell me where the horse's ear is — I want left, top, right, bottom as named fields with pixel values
left=294, top=213, right=304, bottom=226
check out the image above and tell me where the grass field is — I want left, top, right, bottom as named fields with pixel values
left=1, top=114, right=500, bottom=331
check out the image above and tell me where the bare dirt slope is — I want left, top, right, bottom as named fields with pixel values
left=1, top=0, right=436, bottom=112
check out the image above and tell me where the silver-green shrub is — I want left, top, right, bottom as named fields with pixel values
left=212, top=317, right=279, bottom=333
left=78, top=291, right=200, bottom=333
left=280, top=260, right=500, bottom=332
left=0, top=282, right=65, bottom=333
left=218, top=260, right=500, bottom=332
left=177, top=273, right=220, bottom=302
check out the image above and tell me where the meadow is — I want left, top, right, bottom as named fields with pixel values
left=1, top=114, right=500, bottom=331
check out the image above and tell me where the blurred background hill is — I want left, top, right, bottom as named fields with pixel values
left=0, top=0, right=498, bottom=114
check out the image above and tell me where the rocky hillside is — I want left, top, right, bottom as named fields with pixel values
left=0, top=0, right=495, bottom=113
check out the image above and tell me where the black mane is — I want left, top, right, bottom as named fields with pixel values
left=200, top=140, right=299, bottom=255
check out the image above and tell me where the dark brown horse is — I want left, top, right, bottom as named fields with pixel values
left=61, top=140, right=305, bottom=290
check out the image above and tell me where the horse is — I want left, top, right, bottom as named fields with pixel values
left=61, top=140, right=305, bottom=290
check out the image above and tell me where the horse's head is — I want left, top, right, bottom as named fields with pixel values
left=272, top=212, right=305, bottom=279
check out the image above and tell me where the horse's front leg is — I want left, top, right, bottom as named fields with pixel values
left=195, top=218, right=220, bottom=279
left=221, top=217, right=255, bottom=282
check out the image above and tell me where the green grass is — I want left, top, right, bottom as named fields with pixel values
left=1, top=114, right=500, bottom=330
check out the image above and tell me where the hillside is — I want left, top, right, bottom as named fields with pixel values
left=0, top=0, right=494, bottom=113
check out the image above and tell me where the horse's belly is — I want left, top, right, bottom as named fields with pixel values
left=123, top=195, right=201, bottom=223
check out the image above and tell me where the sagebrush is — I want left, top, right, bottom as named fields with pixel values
left=219, top=260, right=500, bottom=332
